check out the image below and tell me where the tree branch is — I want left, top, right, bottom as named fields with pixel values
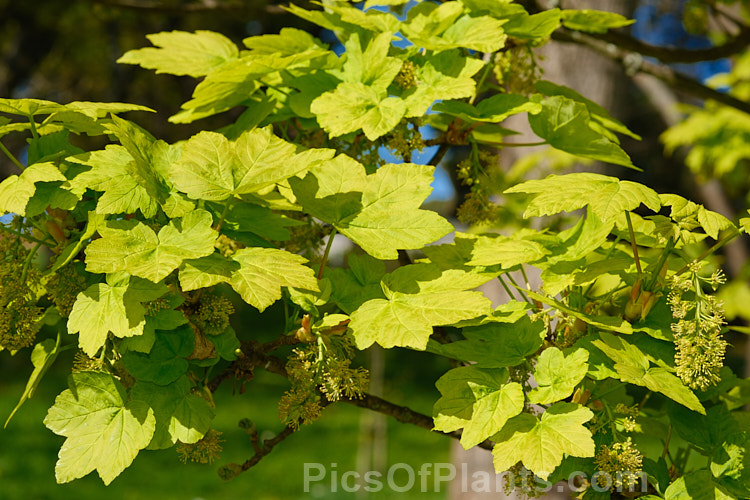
left=551, top=29, right=750, bottom=116
left=339, top=392, right=493, bottom=452
left=523, top=0, right=750, bottom=64
left=239, top=425, right=298, bottom=472
left=207, top=339, right=493, bottom=462
left=584, top=25, right=750, bottom=64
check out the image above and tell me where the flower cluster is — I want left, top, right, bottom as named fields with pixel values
left=177, top=429, right=223, bottom=464
left=594, top=438, right=644, bottom=491
left=214, top=234, right=241, bottom=258
left=279, top=334, right=368, bottom=428
left=277, top=387, right=323, bottom=429
left=394, top=60, right=417, bottom=89
left=385, top=119, right=426, bottom=161
left=0, top=230, right=45, bottom=350
left=191, top=293, right=235, bottom=336
left=667, top=265, right=728, bottom=390
left=72, top=351, right=105, bottom=372
left=47, top=265, right=87, bottom=317
left=614, top=404, right=639, bottom=433
left=456, top=149, right=502, bottom=226
left=502, top=463, right=542, bottom=498
left=493, top=45, right=542, bottom=96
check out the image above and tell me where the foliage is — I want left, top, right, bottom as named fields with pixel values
left=0, top=1, right=749, bottom=498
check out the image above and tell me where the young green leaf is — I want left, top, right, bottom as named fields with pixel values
left=291, top=159, right=453, bottom=259
left=5, top=337, right=60, bottom=428
left=402, top=50, right=483, bottom=117
left=43, top=371, right=156, bottom=485
left=502, top=9, right=561, bottom=39
left=432, top=93, right=541, bottom=124
left=104, top=116, right=194, bottom=218
left=0, top=97, right=65, bottom=116
left=228, top=247, right=319, bottom=311
left=85, top=209, right=218, bottom=282
left=528, top=96, right=635, bottom=167
left=320, top=2, right=401, bottom=33
left=465, top=234, right=550, bottom=268
left=243, top=27, right=330, bottom=60
left=432, top=366, right=524, bottom=449
left=428, top=315, right=544, bottom=368
left=67, top=273, right=167, bottom=356
left=117, top=30, right=239, bottom=77
left=660, top=193, right=735, bottom=239
left=131, top=377, right=215, bottom=450
left=68, top=146, right=159, bottom=217
left=740, top=212, right=750, bottom=234
left=593, top=333, right=705, bottom=414
left=527, top=290, right=634, bottom=334
left=505, top=172, right=661, bottom=221
left=561, top=9, right=635, bottom=34
left=668, top=404, right=740, bottom=455
left=0, top=162, right=65, bottom=215
left=178, top=253, right=240, bottom=292
left=663, top=469, right=734, bottom=500
left=311, top=82, right=406, bottom=140
left=170, top=127, right=332, bottom=201
left=544, top=209, right=613, bottom=265
left=50, top=212, right=107, bottom=273
left=535, top=80, right=640, bottom=140
left=349, top=265, right=492, bottom=349
left=121, top=324, right=194, bottom=385
left=528, top=348, right=589, bottom=405
left=328, top=253, right=387, bottom=314
left=491, top=403, right=595, bottom=479
left=711, top=432, right=750, bottom=499
left=167, top=60, right=264, bottom=124
left=402, top=3, right=507, bottom=52
left=336, top=32, right=402, bottom=91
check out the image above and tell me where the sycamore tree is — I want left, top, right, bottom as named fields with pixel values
left=1, top=0, right=750, bottom=498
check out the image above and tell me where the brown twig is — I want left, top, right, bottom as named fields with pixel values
left=240, top=425, right=298, bottom=472
left=261, top=334, right=301, bottom=353
left=340, top=393, right=493, bottom=452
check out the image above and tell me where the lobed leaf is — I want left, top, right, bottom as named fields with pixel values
left=44, top=372, right=156, bottom=485
left=492, top=403, right=595, bottom=479
left=131, top=377, right=214, bottom=449
left=593, top=333, right=705, bottom=414
left=0, top=162, right=66, bottom=216
left=505, top=172, right=661, bottom=221
left=349, top=264, right=492, bottom=349
left=117, top=30, right=239, bottom=77
left=68, top=273, right=167, bottom=356
left=311, top=82, right=406, bottom=140
left=228, top=247, right=319, bottom=312
left=85, top=209, right=218, bottom=282
left=528, top=96, right=635, bottom=167
left=527, top=348, right=589, bottom=405
left=291, top=159, right=453, bottom=259
left=428, top=315, right=544, bottom=367
left=432, top=366, right=524, bottom=449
